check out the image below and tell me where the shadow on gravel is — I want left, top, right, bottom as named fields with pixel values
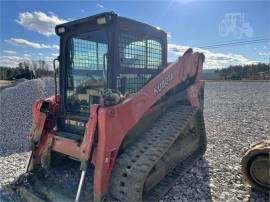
left=1, top=156, right=213, bottom=202
left=0, top=147, right=30, bottom=157
left=164, top=157, right=213, bottom=201
left=249, top=188, right=269, bottom=201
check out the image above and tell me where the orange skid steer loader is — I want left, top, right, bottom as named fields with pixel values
left=8, top=12, right=207, bottom=201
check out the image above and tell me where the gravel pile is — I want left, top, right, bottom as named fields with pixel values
left=0, top=78, right=55, bottom=201
left=0, top=78, right=55, bottom=156
left=0, top=81, right=269, bottom=201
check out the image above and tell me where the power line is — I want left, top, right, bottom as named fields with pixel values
left=199, top=38, right=269, bottom=49
left=198, top=38, right=269, bottom=50
left=198, top=35, right=269, bottom=45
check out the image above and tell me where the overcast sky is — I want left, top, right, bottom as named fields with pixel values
left=0, top=0, right=269, bottom=69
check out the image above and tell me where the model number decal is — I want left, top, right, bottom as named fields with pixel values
left=154, top=73, right=174, bottom=96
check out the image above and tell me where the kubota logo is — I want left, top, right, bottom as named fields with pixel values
left=154, top=73, right=174, bottom=96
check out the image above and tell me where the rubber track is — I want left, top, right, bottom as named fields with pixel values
left=109, top=105, right=207, bottom=201
left=146, top=108, right=207, bottom=201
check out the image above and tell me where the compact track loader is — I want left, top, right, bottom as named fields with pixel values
left=8, top=12, right=207, bottom=201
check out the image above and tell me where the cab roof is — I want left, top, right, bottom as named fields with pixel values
left=55, top=12, right=167, bottom=37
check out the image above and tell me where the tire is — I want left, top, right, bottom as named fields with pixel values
left=241, top=140, right=270, bottom=193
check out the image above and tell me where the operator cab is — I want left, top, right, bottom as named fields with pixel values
left=55, top=12, right=167, bottom=135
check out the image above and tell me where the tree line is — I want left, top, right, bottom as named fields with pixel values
left=215, top=63, right=270, bottom=80
left=0, top=61, right=54, bottom=80
left=1, top=60, right=269, bottom=81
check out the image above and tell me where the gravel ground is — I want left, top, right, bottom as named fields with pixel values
left=0, top=80, right=269, bottom=201
left=163, top=81, right=270, bottom=201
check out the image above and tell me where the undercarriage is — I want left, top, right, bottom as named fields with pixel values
left=7, top=104, right=206, bottom=201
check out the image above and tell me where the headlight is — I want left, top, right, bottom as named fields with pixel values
left=57, top=26, right=65, bottom=34
left=97, top=17, right=106, bottom=25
